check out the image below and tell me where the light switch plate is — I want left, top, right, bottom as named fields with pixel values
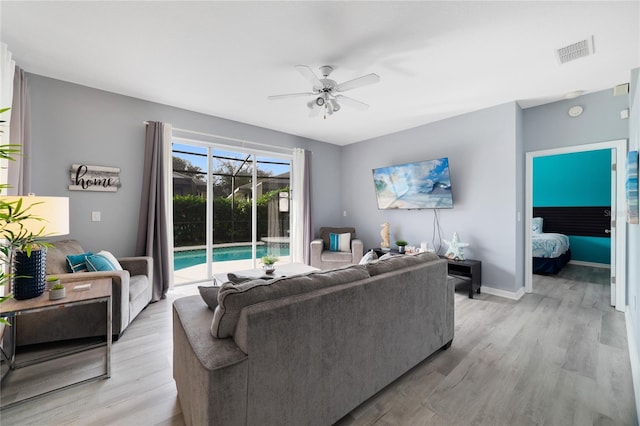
left=92, top=211, right=101, bottom=222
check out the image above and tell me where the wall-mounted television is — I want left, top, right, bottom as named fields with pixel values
left=372, top=157, right=453, bottom=209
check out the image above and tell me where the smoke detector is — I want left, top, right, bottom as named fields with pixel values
left=556, top=36, right=594, bottom=64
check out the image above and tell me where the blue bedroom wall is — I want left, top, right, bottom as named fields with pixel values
left=533, top=149, right=611, bottom=264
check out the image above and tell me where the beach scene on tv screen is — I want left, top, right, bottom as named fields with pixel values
left=373, top=157, right=453, bottom=209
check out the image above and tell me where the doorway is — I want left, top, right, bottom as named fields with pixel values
left=172, top=141, right=292, bottom=285
left=525, top=139, right=627, bottom=312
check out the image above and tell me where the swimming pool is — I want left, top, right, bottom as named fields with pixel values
left=174, top=245, right=290, bottom=270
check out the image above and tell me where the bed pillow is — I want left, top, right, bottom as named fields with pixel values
left=329, top=232, right=351, bottom=252
left=66, top=252, right=93, bottom=273
left=532, top=217, right=544, bottom=234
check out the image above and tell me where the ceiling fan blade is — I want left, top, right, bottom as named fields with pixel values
left=334, top=95, right=369, bottom=111
left=295, top=65, right=323, bottom=90
left=268, top=92, right=316, bottom=100
left=335, top=73, right=380, bottom=92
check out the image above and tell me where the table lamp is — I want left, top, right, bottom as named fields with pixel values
left=0, top=195, right=70, bottom=299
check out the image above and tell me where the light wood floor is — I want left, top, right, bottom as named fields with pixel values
left=1, top=267, right=636, bottom=425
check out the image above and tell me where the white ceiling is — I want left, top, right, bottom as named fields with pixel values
left=1, top=1, right=639, bottom=145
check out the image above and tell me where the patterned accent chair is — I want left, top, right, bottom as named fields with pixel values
left=310, top=227, right=364, bottom=270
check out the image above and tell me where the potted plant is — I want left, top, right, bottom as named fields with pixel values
left=261, top=254, right=279, bottom=274
left=49, top=281, right=65, bottom=300
left=46, top=275, right=60, bottom=290
left=395, top=239, right=408, bottom=254
left=1, top=131, right=51, bottom=301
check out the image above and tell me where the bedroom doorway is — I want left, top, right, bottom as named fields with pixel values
left=525, top=139, right=627, bottom=312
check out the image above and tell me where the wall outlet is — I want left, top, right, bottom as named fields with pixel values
left=92, top=211, right=101, bottom=222
left=343, top=210, right=347, bottom=217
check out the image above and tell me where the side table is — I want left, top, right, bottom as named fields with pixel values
left=0, top=278, right=112, bottom=409
left=442, top=257, right=482, bottom=299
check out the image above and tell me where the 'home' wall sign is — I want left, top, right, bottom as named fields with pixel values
left=69, top=164, right=121, bottom=192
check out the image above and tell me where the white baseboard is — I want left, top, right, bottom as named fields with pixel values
left=569, top=260, right=610, bottom=268
left=625, top=309, right=640, bottom=426
left=481, top=285, right=525, bottom=301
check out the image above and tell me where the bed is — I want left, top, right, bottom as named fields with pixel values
left=532, top=217, right=571, bottom=274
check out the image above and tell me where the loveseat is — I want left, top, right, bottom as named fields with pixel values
left=173, top=252, right=454, bottom=425
left=16, top=239, right=153, bottom=346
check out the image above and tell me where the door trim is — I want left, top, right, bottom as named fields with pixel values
left=524, top=139, right=627, bottom=312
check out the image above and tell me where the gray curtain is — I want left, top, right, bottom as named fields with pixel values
left=302, top=150, right=312, bottom=264
left=8, top=66, right=30, bottom=195
left=136, top=121, right=170, bottom=301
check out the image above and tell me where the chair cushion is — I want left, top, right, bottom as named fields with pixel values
left=321, top=251, right=353, bottom=262
left=211, top=264, right=370, bottom=338
left=129, top=275, right=149, bottom=301
left=320, top=227, right=356, bottom=249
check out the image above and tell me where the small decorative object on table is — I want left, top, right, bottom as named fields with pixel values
left=261, top=254, right=278, bottom=274
left=49, top=282, right=66, bottom=300
left=46, top=276, right=60, bottom=291
left=443, top=232, right=469, bottom=261
left=380, top=222, right=390, bottom=249
left=395, top=240, right=408, bottom=254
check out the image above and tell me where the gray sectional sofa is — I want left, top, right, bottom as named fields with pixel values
left=173, top=252, right=454, bottom=426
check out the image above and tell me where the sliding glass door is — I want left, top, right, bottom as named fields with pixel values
left=172, top=142, right=291, bottom=285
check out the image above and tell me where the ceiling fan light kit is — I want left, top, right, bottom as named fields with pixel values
left=269, top=64, right=380, bottom=119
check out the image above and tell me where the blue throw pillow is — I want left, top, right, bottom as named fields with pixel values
left=66, top=252, right=93, bottom=273
left=85, top=253, right=119, bottom=272
left=329, top=232, right=351, bottom=252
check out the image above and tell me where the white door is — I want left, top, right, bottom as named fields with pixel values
left=610, top=149, right=617, bottom=306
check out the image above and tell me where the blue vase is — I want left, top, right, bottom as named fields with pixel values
left=14, top=248, right=47, bottom=300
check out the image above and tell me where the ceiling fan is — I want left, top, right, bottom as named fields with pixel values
left=268, top=65, right=380, bottom=119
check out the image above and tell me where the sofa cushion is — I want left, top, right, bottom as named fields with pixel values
left=46, top=239, right=86, bottom=275
left=211, top=264, right=370, bottom=338
left=198, top=285, right=220, bottom=310
left=359, top=249, right=378, bottom=265
left=320, top=227, right=356, bottom=249
left=129, top=274, right=149, bottom=301
left=66, top=252, right=93, bottom=273
left=366, top=252, right=439, bottom=276
left=86, top=252, right=121, bottom=272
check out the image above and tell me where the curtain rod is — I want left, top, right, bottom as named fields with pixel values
left=143, top=121, right=295, bottom=153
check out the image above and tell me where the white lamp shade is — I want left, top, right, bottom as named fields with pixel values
left=1, top=195, right=70, bottom=237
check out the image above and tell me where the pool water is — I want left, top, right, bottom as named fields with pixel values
left=174, top=245, right=290, bottom=270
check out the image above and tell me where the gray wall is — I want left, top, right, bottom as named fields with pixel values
left=28, top=74, right=342, bottom=256
left=341, top=102, right=521, bottom=293
left=523, top=89, right=629, bottom=151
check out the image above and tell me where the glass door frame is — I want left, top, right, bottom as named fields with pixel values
left=172, top=136, right=293, bottom=285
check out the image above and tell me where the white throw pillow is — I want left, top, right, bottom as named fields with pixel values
left=359, top=249, right=378, bottom=265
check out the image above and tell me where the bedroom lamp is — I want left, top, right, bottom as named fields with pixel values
left=1, top=195, right=70, bottom=299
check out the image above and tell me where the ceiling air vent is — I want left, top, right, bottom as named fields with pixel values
left=556, top=36, right=594, bottom=64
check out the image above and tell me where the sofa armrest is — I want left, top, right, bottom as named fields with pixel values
left=119, top=256, right=153, bottom=278
left=310, top=239, right=324, bottom=268
left=351, top=239, right=364, bottom=263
